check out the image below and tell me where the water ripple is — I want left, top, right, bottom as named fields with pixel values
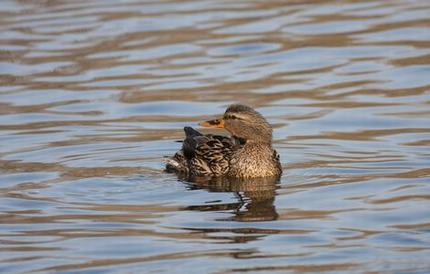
left=1, top=0, right=430, bottom=273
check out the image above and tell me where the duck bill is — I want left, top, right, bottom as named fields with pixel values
left=199, top=118, right=225, bottom=128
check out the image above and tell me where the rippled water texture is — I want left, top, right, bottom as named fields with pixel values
left=1, top=0, right=430, bottom=273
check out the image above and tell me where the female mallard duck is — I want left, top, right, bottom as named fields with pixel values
left=166, top=104, right=282, bottom=178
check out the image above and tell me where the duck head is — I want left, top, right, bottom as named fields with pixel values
left=200, top=104, right=273, bottom=144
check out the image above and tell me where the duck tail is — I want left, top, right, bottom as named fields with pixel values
left=165, top=150, right=188, bottom=174
left=184, top=126, right=202, bottom=137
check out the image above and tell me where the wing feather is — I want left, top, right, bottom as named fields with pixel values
left=166, top=127, right=237, bottom=177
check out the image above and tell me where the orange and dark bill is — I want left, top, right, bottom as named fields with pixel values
left=199, top=118, right=224, bottom=128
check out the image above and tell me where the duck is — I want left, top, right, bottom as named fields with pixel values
left=166, top=104, right=282, bottom=179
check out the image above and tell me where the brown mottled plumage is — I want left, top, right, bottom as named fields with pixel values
left=166, top=104, right=282, bottom=179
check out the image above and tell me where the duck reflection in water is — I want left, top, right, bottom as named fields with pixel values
left=181, top=175, right=280, bottom=222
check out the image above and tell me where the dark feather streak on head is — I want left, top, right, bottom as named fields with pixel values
left=225, top=104, right=257, bottom=115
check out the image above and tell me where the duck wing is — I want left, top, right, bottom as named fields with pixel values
left=182, top=127, right=235, bottom=177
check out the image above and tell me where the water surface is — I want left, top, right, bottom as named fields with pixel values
left=1, top=0, right=430, bottom=273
